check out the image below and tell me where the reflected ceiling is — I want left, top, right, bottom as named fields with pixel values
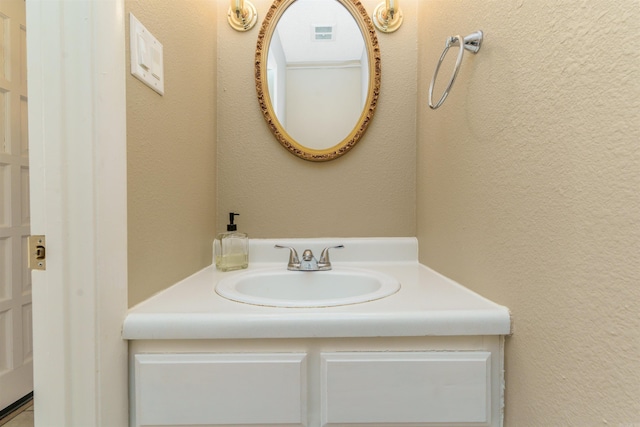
left=275, top=0, right=365, bottom=64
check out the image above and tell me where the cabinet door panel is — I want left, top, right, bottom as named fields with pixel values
left=134, top=353, right=307, bottom=426
left=321, top=351, right=491, bottom=426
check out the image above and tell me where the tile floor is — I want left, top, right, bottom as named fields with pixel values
left=0, top=401, right=33, bottom=427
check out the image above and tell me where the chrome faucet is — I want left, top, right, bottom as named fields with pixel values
left=275, top=245, right=344, bottom=271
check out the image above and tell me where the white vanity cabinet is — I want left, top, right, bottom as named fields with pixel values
left=129, top=336, right=505, bottom=427
left=125, top=239, right=511, bottom=427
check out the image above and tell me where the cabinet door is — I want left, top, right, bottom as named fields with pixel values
left=133, top=353, right=307, bottom=427
left=321, top=351, right=491, bottom=426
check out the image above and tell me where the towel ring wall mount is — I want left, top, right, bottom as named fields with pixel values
left=428, top=30, right=483, bottom=110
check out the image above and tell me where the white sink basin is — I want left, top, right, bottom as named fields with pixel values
left=215, top=267, right=400, bottom=308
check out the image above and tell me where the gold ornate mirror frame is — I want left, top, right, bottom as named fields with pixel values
left=255, top=0, right=381, bottom=162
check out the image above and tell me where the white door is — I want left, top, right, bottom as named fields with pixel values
left=0, top=0, right=33, bottom=411
left=26, top=1, right=129, bottom=425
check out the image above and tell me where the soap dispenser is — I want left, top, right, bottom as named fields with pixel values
left=215, top=212, right=248, bottom=272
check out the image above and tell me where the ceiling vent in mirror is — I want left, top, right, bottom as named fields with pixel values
left=313, top=25, right=335, bottom=41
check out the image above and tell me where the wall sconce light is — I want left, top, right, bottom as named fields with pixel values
left=373, top=0, right=403, bottom=33
left=228, top=0, right=258, bottom=32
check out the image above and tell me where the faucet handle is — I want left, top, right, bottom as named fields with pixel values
left=318, top=245, right=344, bottom=270
left=274, top=245, right=301, bottom=270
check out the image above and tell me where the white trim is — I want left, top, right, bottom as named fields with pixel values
left=26, top=0, right=128, bottom=425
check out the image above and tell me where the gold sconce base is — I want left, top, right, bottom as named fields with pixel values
left=228, top=0, right=258, bottom=32
left=373, top=2, right=403, bottom=33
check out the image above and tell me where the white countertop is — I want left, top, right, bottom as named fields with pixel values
left=123, top=238, right=511, bottom=340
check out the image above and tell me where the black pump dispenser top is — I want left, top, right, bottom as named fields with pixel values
left=227, top=212, right=239, bottom=231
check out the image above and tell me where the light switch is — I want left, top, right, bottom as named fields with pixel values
left=137, top=33, right=150, bottom=70
left=130, top=13, right=164, bottom=95
left=151, top=43, right=163, bottom=80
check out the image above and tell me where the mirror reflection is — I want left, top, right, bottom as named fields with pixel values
left=256, top=0, right=380, bottom=162
left=267, top=0, right=367, bottom=150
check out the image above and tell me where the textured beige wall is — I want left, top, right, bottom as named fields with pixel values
left=217, top=0, right=417, bottom=238
left=126, top=0, right=217, bottom=307
left=417, top=0, right=640, bottom=424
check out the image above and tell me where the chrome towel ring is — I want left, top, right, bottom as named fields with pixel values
left=428, top=30, right=483, bottom=110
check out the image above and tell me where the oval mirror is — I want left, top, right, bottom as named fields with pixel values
left=256, top=0, right=381, bottom=162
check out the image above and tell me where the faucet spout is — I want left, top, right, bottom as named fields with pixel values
left=300, top=249, right=318, bottom=271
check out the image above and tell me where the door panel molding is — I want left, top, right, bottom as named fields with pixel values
left=0, top=0, right=32, bottom=412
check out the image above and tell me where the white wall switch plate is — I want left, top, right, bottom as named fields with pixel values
left=130, top=13, right=164, bottom=95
